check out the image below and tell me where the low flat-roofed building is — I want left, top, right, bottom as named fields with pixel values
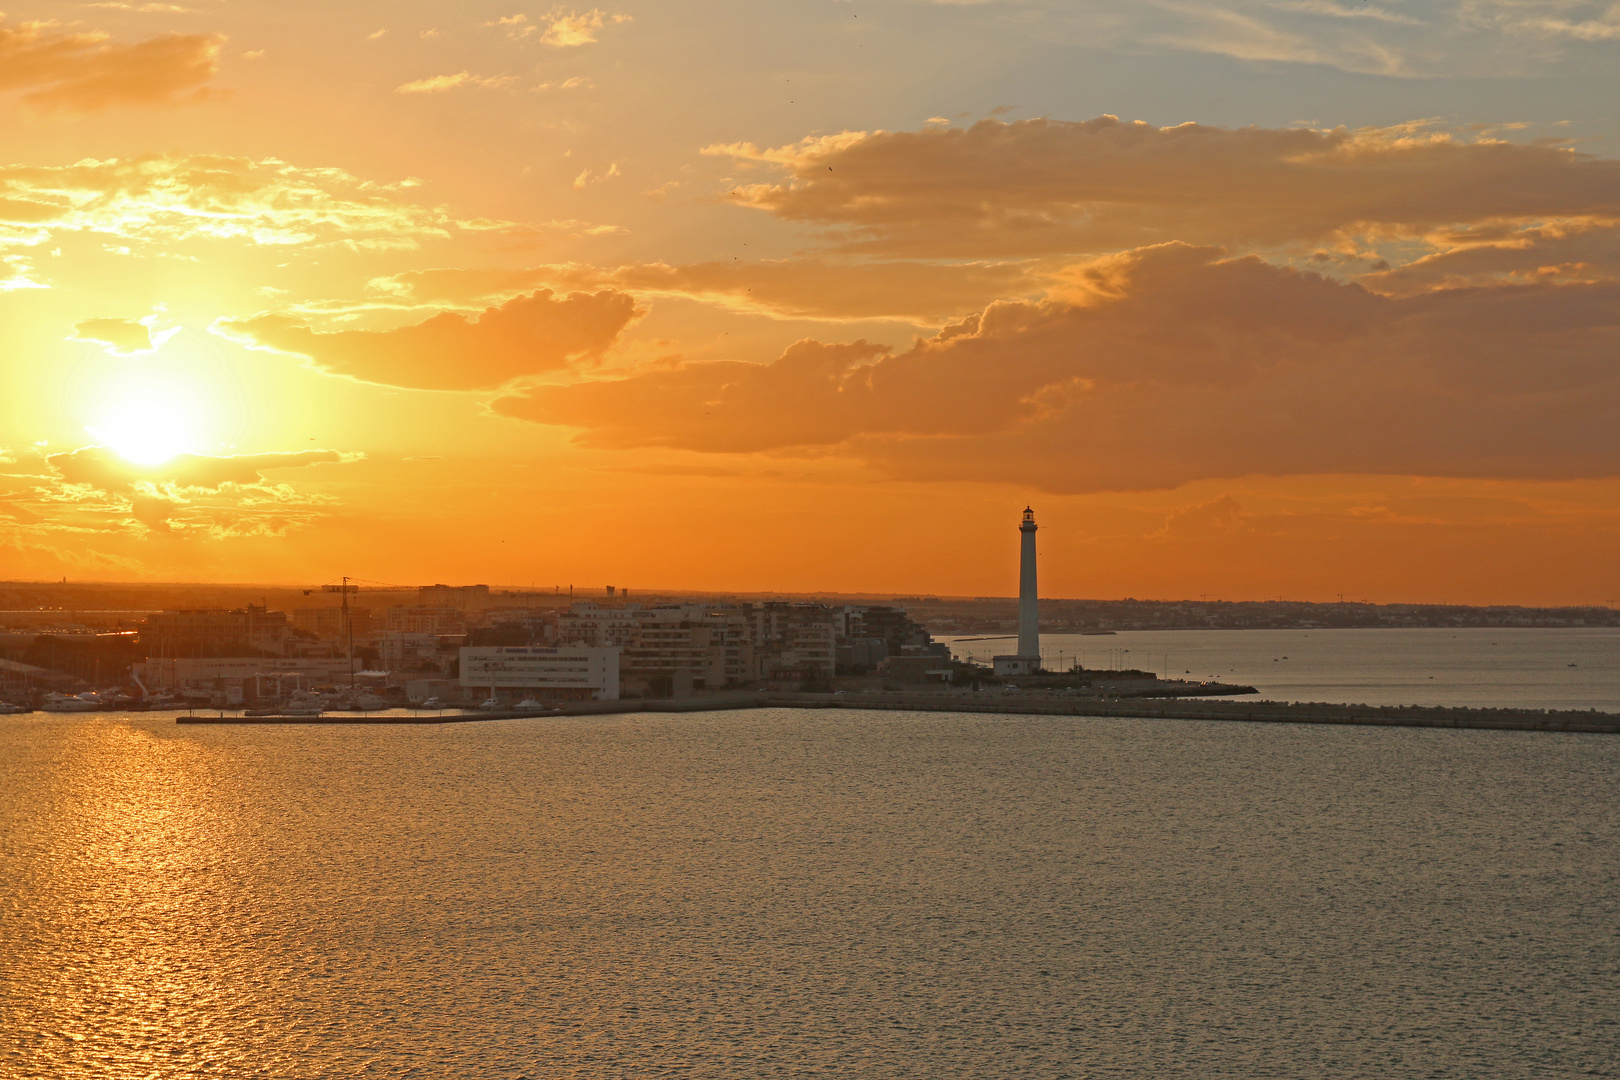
left=460, top=645, right=620, bottom=703
left=132, top=656, right=361, bottom=700
left=992, top=654, right=1040, bottom=677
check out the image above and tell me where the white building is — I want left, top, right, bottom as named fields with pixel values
left=460, top=645, right=620, bottom=702
left=994, top=506, right=1042, bottom=677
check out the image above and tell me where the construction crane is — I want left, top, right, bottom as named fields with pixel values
left=302, top=576, right=420, bottom=690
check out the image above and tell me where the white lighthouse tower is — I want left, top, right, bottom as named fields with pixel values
left=993, top=507, right=1042, bottom=677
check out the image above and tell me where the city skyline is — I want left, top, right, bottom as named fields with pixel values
left=2, top=1, right=1619, bottom=604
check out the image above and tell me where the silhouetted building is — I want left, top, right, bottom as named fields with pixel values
left=141, top=606, right=290, bottom=658
left=291, top=605, right=373, bottom=642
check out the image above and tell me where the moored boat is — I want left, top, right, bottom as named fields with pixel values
left=41, top=693, right=99, bottom=713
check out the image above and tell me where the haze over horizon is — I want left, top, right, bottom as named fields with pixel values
left=3, top=0, right=1619, bottom=605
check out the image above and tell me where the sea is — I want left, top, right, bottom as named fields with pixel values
left=944, top=627, right=1620, bottom=712
left=2, top=632, right=1617, bottom=1078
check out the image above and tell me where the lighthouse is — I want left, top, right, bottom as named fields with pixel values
left=993, top=507, right=1042, bottom=677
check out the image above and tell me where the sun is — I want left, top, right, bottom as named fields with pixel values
left=87, top=383, right=205, bottom=467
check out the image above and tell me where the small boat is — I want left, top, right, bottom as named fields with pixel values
left=41, top=693, right=99, bottom=713
left=514, top=698, right=546, bottom=711
left=0, top=701, right=30, bottom=714
left=245, top=689, right=327, bottom=717
left=419, top=696, right=446, bottom=710
left=349, top=690, right=387, bottom=711
left=478, top=697, right=502, bottom=710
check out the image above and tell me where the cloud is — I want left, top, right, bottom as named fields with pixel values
left=214, top=289, right=640, bottom=390
left=493, top=244, right=1620, bottom=492
left=373, top=258, right=1043, bottom=323
left=1459, top=0, right=1620, bottom=41
left=67, top=316, right=177, bottom=354
left=1156, top=494, right=1247, bottom=538
left=0, top=154, right=456, bottom=249
left=1360, top=219, right=1620, bottom=293
left=0, top=16, right=221, bottom=113
left=396, top=71, right=517, bottom=94
left=707, top=117, right=1620, bottom=259
left=491, top=9, right=632, bottom=46
left=572, top=163, right=621, bottom=189
left=38, top=446, right=355, bottom=533
left=0, top=254, right=45, bottom=290
left=49, top=445, right=351, bottom=492
left=497, top=338, right=894, bottom=451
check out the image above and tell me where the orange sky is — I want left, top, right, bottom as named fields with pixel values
left=1, top=0, right=1618, bottom=604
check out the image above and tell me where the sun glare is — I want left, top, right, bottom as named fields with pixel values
left=88, top=384, right=205, bottom=467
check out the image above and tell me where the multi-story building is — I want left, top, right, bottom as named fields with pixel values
left=383, top=606, right=465, bottom=636
left=558, top=604, right=754, bottom=695
left=746, top=602, right=836, bottom=684
left=376, top=631, right=454, bottom=675
left=459, top=645, right=620, bottom=702
left=418, top=584, right=493, bottom=612
left=290, top=605, right=373, bottom=642
left=835, top=605, right=935, bottom=654
left=140, top=606, right=291, bottom=658
left=472, top=608, right=557, bottom=642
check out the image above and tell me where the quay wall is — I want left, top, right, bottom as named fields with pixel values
left=177, top=693, right=1620, bottom=733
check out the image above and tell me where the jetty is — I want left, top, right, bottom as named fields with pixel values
left=175, top=692, right=1620, bottom=733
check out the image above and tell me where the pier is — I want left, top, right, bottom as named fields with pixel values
left=175, top=692, right=1620, bottom=733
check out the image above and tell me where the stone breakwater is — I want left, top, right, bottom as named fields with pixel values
left=175, top=693, right=1620, bottom=733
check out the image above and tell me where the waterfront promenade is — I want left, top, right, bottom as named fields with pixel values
left=175, top=692, right=1620, bottom=734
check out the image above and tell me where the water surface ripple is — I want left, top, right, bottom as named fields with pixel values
left=2, top=710, right=1616, bottom=1078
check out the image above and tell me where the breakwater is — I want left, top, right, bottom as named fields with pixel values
left=175, top=693, right=1620, bottom=733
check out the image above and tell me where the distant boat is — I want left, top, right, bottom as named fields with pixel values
left=0, top=701, right=29, bottom=714
left=515, top=698, right=546, bottom=711
left=479, top=697, right=502, bottom=710
left=419, top=696, right=446, bottom=710
left=350, top=690, right=387, bottom=711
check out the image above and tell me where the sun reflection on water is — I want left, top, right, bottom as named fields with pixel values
left=3, top=721, right=247, bottom=1077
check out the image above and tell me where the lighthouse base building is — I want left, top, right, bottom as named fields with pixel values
left=992, top=654, right=1040, bottom=677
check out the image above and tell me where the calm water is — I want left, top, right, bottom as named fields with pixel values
left=945, top=628, right=1620, bottom=711
left=2, top=710, right=1615, bottom=1078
